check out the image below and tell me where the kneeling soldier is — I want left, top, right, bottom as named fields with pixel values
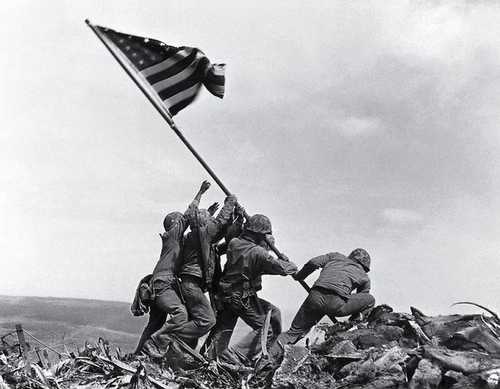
left=270, top=248, right=375, bottom=359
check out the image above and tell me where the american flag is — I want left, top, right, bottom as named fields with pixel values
left=95, top=25, right=225, bottom=116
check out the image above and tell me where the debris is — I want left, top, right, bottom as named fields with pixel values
left=4, top=303, right=500, bottom=388
left=451, top=302, right=500, bottom=321
left=408, top=359, right=441, bottom=389
left=325, top=340, right=364, bottom=361
left=422, top=346, right=500, bottom=373
left=270, top=346, right=334, bottom=389
left=444, top=324, right=500, bottom=355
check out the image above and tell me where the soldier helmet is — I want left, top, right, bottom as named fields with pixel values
left=245, top=214, right=272, bottom=235
left=348, top=248, right=371, bottom=272
left=163, top=211, right=183, bottom=231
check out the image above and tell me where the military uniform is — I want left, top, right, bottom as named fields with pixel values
left=136, top=200, right=200, bottom=355
left=271, top=249, right=375, bottom=357
left=175, top=195, right=237, bottom=348
left=213, top=232, right=297, bottom=364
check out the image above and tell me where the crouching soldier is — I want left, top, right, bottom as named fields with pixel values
left=213, top=214, right=298, bottom=366
left=269, top=248, right=375, bottom=360
left=174, top=193, right=238, bottom=349
left=136, top=181, right=211, bottom=357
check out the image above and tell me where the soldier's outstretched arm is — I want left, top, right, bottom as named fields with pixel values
left=193, top=180, right=211, bottom=205
left=293, top=253, right=335, bottom=281
left=185, top=180, right=211, bottom=217
left=260, top=252, right=298, bottom=276
left=163, top=181, right=211, bottom=240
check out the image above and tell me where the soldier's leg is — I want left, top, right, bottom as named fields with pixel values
left=134, top=305, right=166, bottom=354
left=268, top=301, right=282, bottom=342
left=150, top=289, right=189, bottom=351
left=176, top=278, right=216, bottom=349
left=334, top=292, right=375, bottom=318
left=228, top=296, right=276, bottom=363
left=269, top=290, right=326, bottom=359
left=205, top=304, right=238, bottom=359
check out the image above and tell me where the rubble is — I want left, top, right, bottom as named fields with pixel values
left=1, top=303, right=500, bottom=388
left=266, top=303, right=500, bottom=389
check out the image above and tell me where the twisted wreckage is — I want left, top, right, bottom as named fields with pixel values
left=1, top=302, right=500, bottom=389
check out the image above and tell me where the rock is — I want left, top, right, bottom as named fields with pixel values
left=271, top=350, right=336, bottom=389
left=272, top=345, right=311, bottom=388
left=480, top=368, right=500, bottom=388
left=444, top=325, right=500, bottom=355
left=409, top=359, right=441, bottom=389
left=348, top=375, right=406, bottom=389
left=449, top=374, right=484, bottom=389
left=410, top=307, right=488, bottom=345
left=367, top=305, right=394, bottom=323
left=373, top=346, right=408, bottom=374
left=331, top=326, right=404, bottom=350
left=0, top=376, right=11, bottom=389
left=368, top=304, right=413, bottom=328
left=338, top=347, right=407, bottom=387
left=350, top=359, right=377, bottom=383
left=406, top=319, right=431, bottom=345
left=325, top=340, right=364, bottom=361
left=163, top=340, right=199, bottom=370
left=423, top=346, right=500, bottom=374
left=306, top=325, right=327, bottom=347
left=337, top=359, right=363, bottom=379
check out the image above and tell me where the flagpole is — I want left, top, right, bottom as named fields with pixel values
left=85, top=20, right=231, bottom=195
left=85, top=19, right=311, bottom=294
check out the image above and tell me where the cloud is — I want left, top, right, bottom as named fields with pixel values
left=336, top=116, right=383, bottom=137
left=2, top=0, right=500, bottom=315
left=381, top=208, right=424, bottom=224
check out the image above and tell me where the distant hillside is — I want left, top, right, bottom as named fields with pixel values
left=0, top=295, right=271, bottom=355
left=0, top=295, right=147, bottom=353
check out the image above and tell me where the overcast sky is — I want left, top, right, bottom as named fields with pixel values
left=1, top=0, right=500, bottom=321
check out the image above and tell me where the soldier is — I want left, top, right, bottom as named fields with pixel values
left=137, top=180, right=211, bottom=357
left=174, top=193, right=238, bottom=349
left=213, top=214, right=298, bottom=365
left=269, top=248, right=375, bottom=360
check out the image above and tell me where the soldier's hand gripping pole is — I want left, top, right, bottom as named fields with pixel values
left=261, top=232, right=311, bottom=292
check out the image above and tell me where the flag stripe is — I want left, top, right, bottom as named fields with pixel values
left=169, top=94, right=197, bottom=116
left=146, top=49, right=199, bottom=85
left=151, top=55, right=201, bottom=93
left=205, top=84, right=225, bottom=98
left=163, top=83, right=200, bottom=108
left=140, top=48, right=192, bottom=77
left=205, top=73, right=225, bottom=84
left=157, top=60, right=206, bottom=100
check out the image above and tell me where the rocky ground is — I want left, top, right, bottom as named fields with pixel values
left=1, top=304, right=500, bottom=388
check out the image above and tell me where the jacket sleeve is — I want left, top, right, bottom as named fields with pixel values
left=256, top=249, right=298, bottom=276
left=294, top=253, right=337, bottom=280
left=357, top=277, right=371, bottom=293
left=206, top=196, right=237, bottom=241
